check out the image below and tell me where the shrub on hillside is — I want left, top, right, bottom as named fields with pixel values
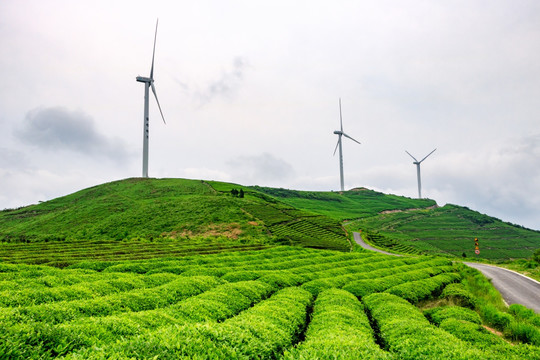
left=533, top=248, right=540, bottom=263
left=509, top=304, right=540, bottom=326
left=424, top=306, right=482, bottom=326
left=439, top=318, right=507, bottom=349
left=480, top=304, right=514, bottom=331
left=504, top=320, right=540, bottom=346
left=440, top=283, right=477, bottom=309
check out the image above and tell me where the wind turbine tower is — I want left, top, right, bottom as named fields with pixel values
left=405, top=148, right=436, bottom=198
left=136, top=19, right=166, bottom=178
left=333, top=98, right=361, bottom=191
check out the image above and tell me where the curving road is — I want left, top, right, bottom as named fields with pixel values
left=353, top=232, right=540, bottom=313
left=464, top=262, right=540, bottom=313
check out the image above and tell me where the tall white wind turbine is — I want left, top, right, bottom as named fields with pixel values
left=405, top=148, right=436, bottom=198
left=333, top=98, right=361, bottom=192
left=136, top=19, right=166, bottom=178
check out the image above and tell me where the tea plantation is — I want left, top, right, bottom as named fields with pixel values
left=1, top=246, right=539, bottom=359
left=1, top=178, right=540, bottom=359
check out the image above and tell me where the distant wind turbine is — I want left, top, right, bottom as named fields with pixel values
left=333, top=98, right=361, bottom=192
left=405, top=148, right=436, bottom=198
left=136, top=19, right=166, bottom=178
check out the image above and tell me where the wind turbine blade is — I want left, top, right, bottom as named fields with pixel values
left=151, top=83, right=166, bottom=124
left=339, top=98, right=343, bottom=132
left=342, top=133, right=361, bottom=145
left=405, top=150, right=418, bottom=162
left=419, top=148, right=437, bottom=163
left=150, top=19, right=159, bottom=80
left=333, top=138, right=340, bottom=156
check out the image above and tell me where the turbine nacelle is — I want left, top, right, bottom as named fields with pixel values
left=136, top=76, right=153, bottom=83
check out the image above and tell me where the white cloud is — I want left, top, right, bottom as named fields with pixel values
left=15, top=107, right=133, bottom=163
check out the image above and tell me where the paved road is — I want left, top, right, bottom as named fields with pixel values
left=464, top=262, right=540, bottom=313
left=353, top=232, right=540, bottom=312
left=353, top=232, right=402, bottom=256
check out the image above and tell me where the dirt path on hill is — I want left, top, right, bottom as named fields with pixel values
left=379, top=204, right=439, bottom=215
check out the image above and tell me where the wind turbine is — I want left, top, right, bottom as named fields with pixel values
left=136, top=19, right=166, bottom=178
left=333, top=98, right=361, bottom=192
left=405, top=148, right=436, bottom=198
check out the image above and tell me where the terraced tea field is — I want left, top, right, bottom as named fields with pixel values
left=348, top=205, right=540, bottom=260
left=1, top=246, right=539, bottom=359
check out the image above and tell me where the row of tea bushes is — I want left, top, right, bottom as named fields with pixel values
left=284, top=288, right=392, bottom=359
left=66, top=287, right=313, bottom=359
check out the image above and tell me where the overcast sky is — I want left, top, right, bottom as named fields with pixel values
left=1, top=1, right=539, bottom=230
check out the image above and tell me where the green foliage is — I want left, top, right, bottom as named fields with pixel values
left=453, top=262, right=540, bottom=345
left=480, top=304, right=514, bottom=331
left=1, top=173, right=539, bottom=359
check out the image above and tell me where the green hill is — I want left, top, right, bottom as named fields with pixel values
left=1, top=178, right=539, bottom=261
left=0, top=178, right=351, bottom=264
left=253, top=187, right=540, bottom=260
